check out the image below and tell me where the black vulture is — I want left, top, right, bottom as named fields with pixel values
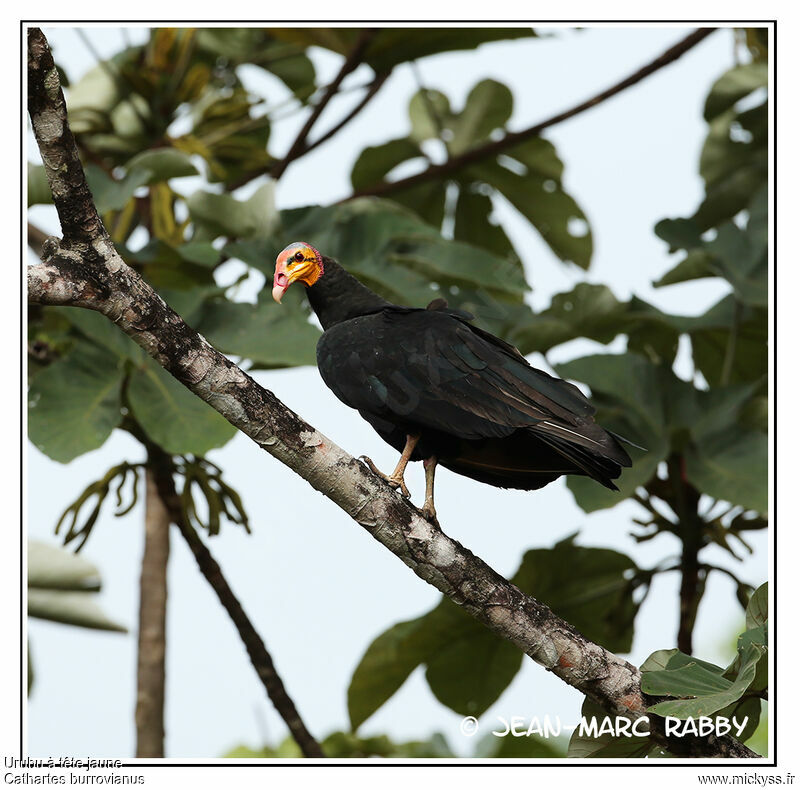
left=272, top=241, right=632, bottom=523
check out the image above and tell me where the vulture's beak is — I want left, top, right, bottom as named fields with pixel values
left=272, top=258, right=289, bottom=303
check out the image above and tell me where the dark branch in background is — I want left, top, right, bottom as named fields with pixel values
left=141, top=440, right=325, bottom=759
left=299, top=70, right=391, bottom=158
left=28, top=222, right=47, bottom=257
left=348, top=27, right=716, bottom=200
left=266, top=28, right=381, bottom=182
left=669, top=455, right=705, bottom=655
left=26, top=27, right=756, bottom=760
left=135, top=467, right=170, bottom=758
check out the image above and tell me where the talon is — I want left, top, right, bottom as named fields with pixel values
left=389, top=476, right=411, bottom=498
left=422, top=502, right=439, bottom=527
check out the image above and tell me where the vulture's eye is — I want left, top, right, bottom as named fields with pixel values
left=293, top=252, right=305, bottom=263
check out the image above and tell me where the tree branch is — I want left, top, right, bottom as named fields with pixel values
left=348, top=28, right=716, bottom=200
left=298, top=70, right=391, bottom=159
left=267, top=28, right=381, bottom=181
left=135, top=467, right=170, bottom=758
left=26, top=26, right=756, bottom=760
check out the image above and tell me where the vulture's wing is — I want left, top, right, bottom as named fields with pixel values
left=317, top=307, right=630, bottom=466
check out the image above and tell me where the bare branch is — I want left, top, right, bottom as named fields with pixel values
left=268, top=28, right=381, bottom=181
left=299, top=70, right=391, bottom=158
left=348, top=28, right=716, bottom=200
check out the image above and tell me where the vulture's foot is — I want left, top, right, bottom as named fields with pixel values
left=360, top=455, right=411, bottom=498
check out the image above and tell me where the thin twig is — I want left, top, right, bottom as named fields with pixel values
left=348, top=28, right=716, bottom=200
left=27, top=222, right=48, bottom=257
left=268, top=28, right=381, bottom=181
left=299, top=70, right=391, bottom=158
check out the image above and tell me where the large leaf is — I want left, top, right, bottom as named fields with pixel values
left=28, top=341, right=125, bottom=463
left=268, top=27, right=536, bottom=73
left=196, top=291, right=320, bottom=368
left=351, top=138, right=425, bottom=191
left=704, top=62, right=768, bottom=122
left=126, top=358, right=236, bottom=455
left=28, top=590, right=127, bottom=633
left=28, top=540, right=101, bottom=591
left=84, top=164, right=151, bottom=213
left=470, top=138, right=593, bottom=269
left=124, top=148, right=199, bottom=182
left=684, top=428, right=767, bottom=513
left=27, top=541, right=126, bottom=633
left=50, top=306, right=144, bottom=362
left=746, top=583, right=768, bottom=630
left=644, top=642, right=765, bottom=719
left=513, top=535, right=640, bottom=652
left=187, top=182, right=277, bottom=239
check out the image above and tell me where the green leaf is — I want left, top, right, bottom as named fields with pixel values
left=28, top=540, right=101, bottom=591
left=704, top=63, right=767, bottom=121
left=126, top=358, right=236, bottom=454
left=27, top=163, right=53, bottom=207
left=51, top=307, right=144, bottom=362
left=646, top=642, right=765, bottom=719
left=470, top=138, right=592, bottom=268
left=640, top=648, right=678, bottom=672
left=449, top=79, right=513, bottom=156
left=196, top=292, right=320, bottom=368
left=746, top=583, right=768, bottom=630
left=409, top=90, right=452, bottom=143
left=684, top=429, right=767, bottom=513
left=453, top=187, right=516, bottom=259
left=347, top=619, right=428, bottom=731
left=187, top=182, right=277, bottom=239
left=269, top=27, right=537, bottom=73
left=28, top=341, right=124, bottom=463
left=176, top=241, right=221, bottom=268
left=351, top=138, right=424, bottom=190
left=513, top=535, right=639, bottom=652
left=84, top=164, right=152, bottom=213
left=28, top=589, right=127, bottom=633
left=694, top=103, right=767, bottom=230
left=511, top=283, right=627, bottom=354
left=124, top=148, right=199, bottom=182
left=421, top=602, right=523, bottom=717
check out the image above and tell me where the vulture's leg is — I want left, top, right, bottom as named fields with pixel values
left=422, top=456, right=438, bottom=525
left=361, top=433, right=420, bottom=498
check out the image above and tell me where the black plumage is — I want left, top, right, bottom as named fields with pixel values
left=274, top=244, right=632, bottom=519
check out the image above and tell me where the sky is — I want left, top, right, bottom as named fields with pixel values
left=23, top=24, right=769, bottom=760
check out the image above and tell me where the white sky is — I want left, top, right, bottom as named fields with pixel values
left=23, top=24, right=770, bottom=761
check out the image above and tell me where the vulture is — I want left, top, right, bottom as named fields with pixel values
left=272, top=241, right=632, bottom=523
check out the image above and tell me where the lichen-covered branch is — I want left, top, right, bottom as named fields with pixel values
left=26, top=26, right=756, bottom=760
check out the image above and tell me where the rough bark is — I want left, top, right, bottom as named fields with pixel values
left=135, top=469, right=170, bottom=758
left=26, top=26, right=757, bottom=760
